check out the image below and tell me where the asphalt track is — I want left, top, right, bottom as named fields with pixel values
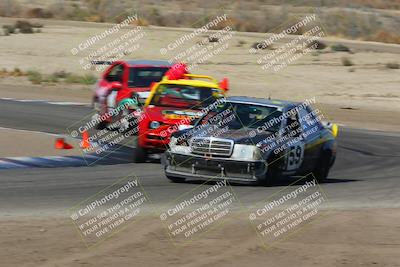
left=0, top=99, right=399, bottom=216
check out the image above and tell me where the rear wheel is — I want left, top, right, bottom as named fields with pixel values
left=133, top=138, right=148, bottom=163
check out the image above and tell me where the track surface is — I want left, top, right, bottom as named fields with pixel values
left=0, top=99, right=399, bottom=215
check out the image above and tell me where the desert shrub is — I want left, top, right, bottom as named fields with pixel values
left=307, top=40, right=327, bottom=50
left=31, top=23, right=43, bottom=28
left=208, top=36, right=219, bottom=43
left=52, top=70, right=69, bottom=79
left=367, top=31, right=400, bottom=45
left=65, top=73, right=97, bottom=84
left=341, top=57, right=354, bottom=66
left=2, top=30, right=9, bottom=36
left=0, top=68, right=7, bottom=77
left=2, top=25, right=15, bottom=34
left=15, top=20, right=34, bottom=33
left=65, top=73, right=82, bottom=83
left=45, top=74, right=59, bottom=83
left=81, top=74, right=97, bottom=84
left=331, top=43, right=351, bottom=52
left=64, top=5, right=92, bottom=21
left=386, top=62, right=399, bottom=69
left=237, top=40, right=247, bottom=47
left=85, top=15, right=104, bottom=23
left=25, top=8, right=53, bottom=18
left=12, top=68, right=24, bottom=76
left=251, top=41, right=272, bottom=50
left=27, top=70, right=43, bottom=84
left=135, top=19, right=149, bottom=26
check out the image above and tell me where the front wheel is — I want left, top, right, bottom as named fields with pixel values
left=256, top=164, right=279, bottom=186
left=133, top=138, right=148, bottom=163
left=313, top=153, right=332, bottom=182
left=166, top=175, right=186, bottom=183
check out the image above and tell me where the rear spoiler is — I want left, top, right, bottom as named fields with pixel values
left=90, top=60, right=114, bottom=65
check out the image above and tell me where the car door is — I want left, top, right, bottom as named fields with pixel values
left=298, top=106, right=324, bottom=172
left=281, top=108, right=306, bottom=175
left=104, top=64, right=125, bottom=112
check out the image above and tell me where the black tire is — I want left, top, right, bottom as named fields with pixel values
left=313, top=153, right=332, bottom=182
left=96, top=120, right=108, bottom=130
left=256, top=164, right=278, bottom=186
left=133, top=139, right=148, bottom=163
left=166, top=175, right=186, bottom=183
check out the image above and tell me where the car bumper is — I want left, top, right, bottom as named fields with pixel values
left=165, top=152, right=267, bottom=182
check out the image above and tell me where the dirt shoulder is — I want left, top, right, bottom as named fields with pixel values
left=0, top=127, right=82, bottom=157
left=1, top=209, right=399, bottom=267
left=0, top=77, right=92, bottom=103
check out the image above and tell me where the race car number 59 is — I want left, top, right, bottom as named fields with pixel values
left=286, top=144, right=304, bottom=171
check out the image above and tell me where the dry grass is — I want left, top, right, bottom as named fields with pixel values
left=341, top=57, right=354, bottom=66
left=2, top=0, right=400, bottom=44
left=366, top=31, right=400, bottom=45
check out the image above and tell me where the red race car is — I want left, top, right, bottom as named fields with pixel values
left=134, top=68, right=229, bottom=162
left=92, top=60, right=174, bottom=129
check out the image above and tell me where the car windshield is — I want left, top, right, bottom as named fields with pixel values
left=128, top=67, right=169, bottom=87
left=149, top=84, right=224, bottom=109
left=198, top=102, right=282, bottom=132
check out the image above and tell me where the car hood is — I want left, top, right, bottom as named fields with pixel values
left=144, top=106, right=202, bottom=123
left=192, top=126, right=276, bottom=145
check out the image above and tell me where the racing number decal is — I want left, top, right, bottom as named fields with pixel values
left=286, top=143, right=305, bottom=171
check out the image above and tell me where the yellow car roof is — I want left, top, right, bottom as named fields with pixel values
left=158, top=79, right=221, bottom=89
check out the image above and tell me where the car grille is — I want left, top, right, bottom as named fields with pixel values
left=190, top=137, right=234, bottom=157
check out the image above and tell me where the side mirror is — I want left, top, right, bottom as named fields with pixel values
left=109, top=81, right=122, bottom=90
left=219, top=78, right=229, bottom=91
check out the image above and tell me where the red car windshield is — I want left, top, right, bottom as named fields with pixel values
left=128, top=67, right=169, bottom=87
left=149, top=84, right=224, bottom=109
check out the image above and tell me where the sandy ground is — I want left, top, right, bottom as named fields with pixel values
left=0, top=128, right=82, bottom=157
left=0, top=77, right=92, bottom=103
left=1, top=18, right=400, bottom=267
left=1, top=209, right=399, bottom=267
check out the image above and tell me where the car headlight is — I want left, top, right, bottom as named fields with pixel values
left=169, top=136, right=191, bottom=154
left=253, top=147, right=262, bottom=160
left=169, top=136, right=178, bottom=148
left=149, top=121, right=161, bottom=129
left=231, top=145, right=262, bottom=160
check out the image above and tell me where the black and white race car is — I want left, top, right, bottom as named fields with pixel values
left=164, top=96, right=338, bottom=185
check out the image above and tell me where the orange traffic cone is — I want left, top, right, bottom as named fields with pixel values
left=81, top=130, right=90, bottom=149
left=55, top=138, right=74, bottom=150
left=55, top=138, right=64, bottom=149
